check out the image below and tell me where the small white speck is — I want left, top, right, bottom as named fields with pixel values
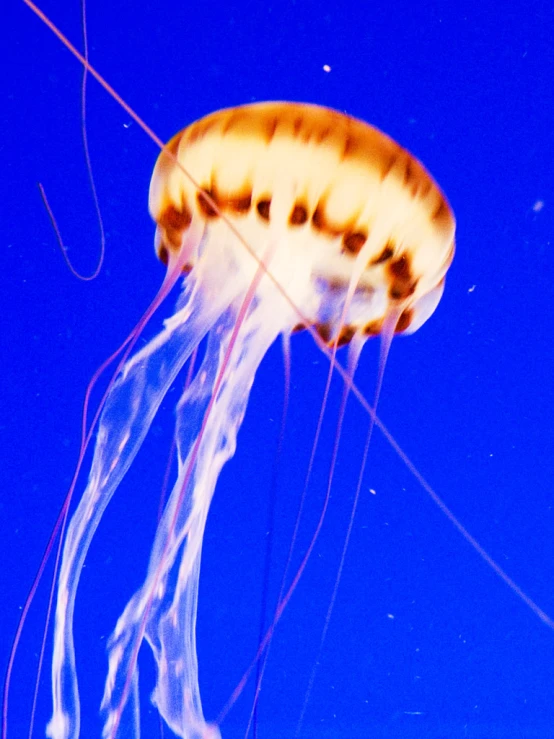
left=323, top=64, right=331, bottom=72
left=468, top=284, right=476, bottom=293
left=532, top=199, right=544, bottom=212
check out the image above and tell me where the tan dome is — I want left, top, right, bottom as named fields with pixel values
left=149, top=102, right=455, bottom=342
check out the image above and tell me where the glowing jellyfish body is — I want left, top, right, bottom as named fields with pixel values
left=47, top=102, right=455, bottom=739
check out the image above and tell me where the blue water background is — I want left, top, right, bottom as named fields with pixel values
left=2, top=1, right=554, bottom=737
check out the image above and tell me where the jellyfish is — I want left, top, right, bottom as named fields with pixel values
left=44, top=102, right=455, bottom=739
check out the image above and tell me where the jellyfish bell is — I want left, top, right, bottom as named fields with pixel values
left=43, top=101, right=455, bottom=739
left=150, top=101, right=455, bottom=343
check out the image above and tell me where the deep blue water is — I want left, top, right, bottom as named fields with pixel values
left=2, top=1, right=554, bottom=737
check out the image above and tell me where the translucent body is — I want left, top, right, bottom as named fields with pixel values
left=47, top=102, right=455, bottom=738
